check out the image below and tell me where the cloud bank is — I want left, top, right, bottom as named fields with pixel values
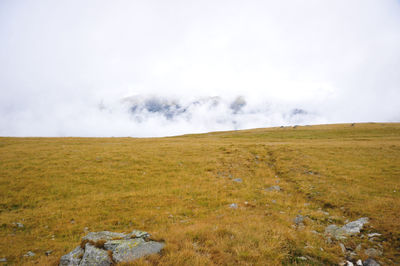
left=0, top=0, right=399, bottom=137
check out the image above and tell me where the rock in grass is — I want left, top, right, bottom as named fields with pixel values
left=294, top=215, right=304, bottom=225
left=59, top=230, right=164, bottom=266
left=104, top=239, right=164, bottom=263
left=24, top=251, right=35, bottom=257
left=325, top=217, right=369, bottom=240
left=229, top=203, right=238, bottom=209
left=59, top=246, right=84, bottom=266
left=0, top=258, right=7, bottom=262
left=341, top=217, right=369, bottom=235
left=16, top=222, right=24, bottom=228
left=363, top=258, right=380, bottom=266
left=79, top=244, right=112, bottom=266
left=233, top=178, right=242, bottom=183
left=364, top=248, right=382, bottom=258
left=264, top=185, right=281, bottom=192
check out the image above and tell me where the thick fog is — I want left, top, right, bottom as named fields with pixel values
left=1, top=0, right=399, bottom=137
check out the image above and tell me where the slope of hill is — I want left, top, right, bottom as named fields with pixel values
left=0, top=123, right=399, bottom=265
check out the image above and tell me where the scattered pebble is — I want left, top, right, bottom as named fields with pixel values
left=229, top=203, right=238, bottom=209
left=45, top=250, right=53, bottom=256
left=367, top=233, right=382, bottom=238
left=233, top=178, right=242, bottom=183
left=24, top=251, right=35, bottom=257
left=297, top=256, right=307, bottom=261
left=294, top=215, right=304, bottom=225
left=356, top=259, right=363, bottom=265
left=0, top=258, right=7, bottom=262
left=264, top=185, right=281, bottom=192
left=339, top=243, right=346, bottom=254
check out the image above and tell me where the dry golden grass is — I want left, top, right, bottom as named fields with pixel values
left=0, top=123, right=399, bottom=265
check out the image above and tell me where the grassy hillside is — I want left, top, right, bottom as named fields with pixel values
left=1, top=123, right=399, bottom=265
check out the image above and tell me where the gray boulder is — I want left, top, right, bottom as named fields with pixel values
left=59, top=230, right=163, bottom=266
left=59, top=246, right=84, bottom=266
left=104, top=239, right=164, bottom=263
left=341, top=217, right=369, bottom=234
left=79, top=244, right=112, bottom=266
left=325, top=217, right=369, bottom=240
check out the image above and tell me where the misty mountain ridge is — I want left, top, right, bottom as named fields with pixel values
left=114, top=95, right=316, bottom=130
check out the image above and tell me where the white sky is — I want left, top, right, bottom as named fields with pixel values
left=0, top=0, right=399, bottom=136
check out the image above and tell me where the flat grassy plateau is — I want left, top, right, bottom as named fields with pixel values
left=0, top=123, right=399, bottom=265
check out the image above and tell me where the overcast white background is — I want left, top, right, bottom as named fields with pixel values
left=0, top=0, right=399, bottom=137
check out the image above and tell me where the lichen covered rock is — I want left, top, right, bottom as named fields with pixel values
left=59, top=246, right=84, bottom=266
left=79, top=244, right=112, bottom=266
left=59, top=230, right=164, bottom=266
left=104, top=238, right=164, bottom=263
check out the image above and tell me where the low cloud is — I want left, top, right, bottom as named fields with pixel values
left=0, top=0, right=399, bottom=136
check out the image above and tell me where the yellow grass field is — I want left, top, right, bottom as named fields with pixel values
left=1, top=123, right=399, bottom=265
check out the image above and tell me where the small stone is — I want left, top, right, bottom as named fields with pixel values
left=16, top=222, right=24, bottom=228
left=24, top=251, right=35, bottom=257
left=356, top=259, right=363, bottom=265
left=348, top=252, right=358, bottom=260
left=264, top=185, right=281, bottom=192
left=70, top=219, right=75, bottom=224
left=45, top=250, right=53, bottom=256
left=229, top=203, right=238, bottom=209
left=364, top=248, right=382, bottom=258
left=0, top=258, right=7, bottom=262
left=367, top=233, right=381, bottom=238
left=271, top=200, right=277, bottom=204
left=297, top=256, right=307, bottom=261
left=346, top=261, right=354, bottom=266
left=363, top=258, right=380, bottom=266
left=339, top=243, right=346, bottom=254
left=233, top=178, right=242, bottom=183
left=294, top=215, right=304, bottom=225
